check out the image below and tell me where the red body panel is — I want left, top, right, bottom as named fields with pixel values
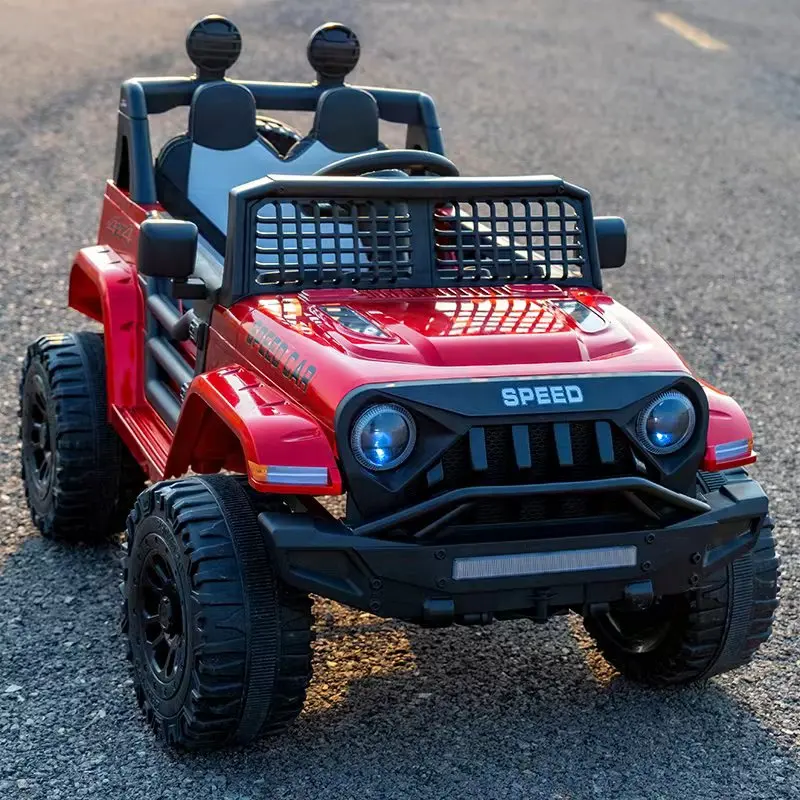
left=700, top=383, right=756, bottom=470
left=68, top=245, right=144, bottom=409
left=68, top=184, right=756, bottom=487
left=221, top=285, right=755, bottom=472
left=96, top=180, right=153, bottom=264
left=68, top=185, right=345, bottom=489
left=167, top=365, right=342, bottom=494
left=223, top=286, right=686, bottom=415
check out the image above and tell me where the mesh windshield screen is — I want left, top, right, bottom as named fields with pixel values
left=249, top=191, right=588, bottom=291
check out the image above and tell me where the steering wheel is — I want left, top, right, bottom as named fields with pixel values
left=314, top=149, right=460, bottom=177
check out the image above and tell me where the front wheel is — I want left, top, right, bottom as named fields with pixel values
left=583, top=517, right=779, bottom=686
left=122, top=476, right=314, bottom=749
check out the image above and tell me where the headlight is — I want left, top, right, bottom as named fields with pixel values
left=350, top=404, right=416, bottom=471
left=636, top=391, right=696, bottom=454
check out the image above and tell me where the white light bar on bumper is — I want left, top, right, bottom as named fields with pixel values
left=452, top=545, right=638, bottom=581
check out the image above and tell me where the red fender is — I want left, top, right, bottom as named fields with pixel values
left=702, top=382, right=756, bottom=470
left=68, top=245, right=144, bottom=409
left=166, top=365, right=342, bottom=495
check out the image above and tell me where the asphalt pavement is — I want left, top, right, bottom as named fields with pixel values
left=1, top=1, right=799, bottom=798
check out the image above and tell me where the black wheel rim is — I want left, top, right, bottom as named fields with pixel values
left=138, top=548, right=186, bottom=683
left=21, top=374, right=55, bottom=499
left=595, top=598, right=678, bottom=655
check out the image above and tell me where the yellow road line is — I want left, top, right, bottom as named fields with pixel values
left=655, top=11, right=729, bottom=52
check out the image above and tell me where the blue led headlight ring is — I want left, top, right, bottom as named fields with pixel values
left=635, top=390, right=696, bottom=455
left=350, top=403, right=417, bottom=471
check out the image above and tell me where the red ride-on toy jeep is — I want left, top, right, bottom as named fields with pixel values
left=20, top=16, right=779, bottom=749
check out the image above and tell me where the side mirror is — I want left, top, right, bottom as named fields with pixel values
left=594, top=216, right=627, bottom=269
left=137, top=218, right=198, bottom=280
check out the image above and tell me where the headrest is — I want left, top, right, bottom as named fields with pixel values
left=188, top=82, right=258, bottom=150
left=311, top=86, right=380, bottom=153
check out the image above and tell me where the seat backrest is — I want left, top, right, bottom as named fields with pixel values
left=281, top=86, right=381, bottom=173
left=186, top=82, right=288, bottom=230
left=155, top=83, right=383, bottom=247
left=155, top=81, right=285, bottom=236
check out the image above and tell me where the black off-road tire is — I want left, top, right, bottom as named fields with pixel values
left=19, top=332, right=146, bottom=542
left=122, top=475, right=314, bottom=749
left=584, top=517, right=779, bottom=686
left=255, top=116, right=302, bottom=156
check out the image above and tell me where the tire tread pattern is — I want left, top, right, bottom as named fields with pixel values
left=584, top=517, right=779, bottom=686
left=122, top=476, right=313, bottom=750
left=19, top=332, right=146, bottom=541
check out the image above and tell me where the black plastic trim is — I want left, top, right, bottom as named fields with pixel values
left=554, top=422, right=573, bottom=467
left=512, top=425, right=532, bottom=469
left=594, top=216, right=627, bottom=269
left=146, top=338, right=194, bottom=390
left=314, top=149, right=459, bottom=177
left=310, top=86, right=380, bottom=153
left=257, top=476, right=768, bottom=623
left=595, top=421, right=615, bottom=464
left=468, top=428, right=488, bottom=472
left=116, top=77, right=445, bottom=205
left=334, top=372, right=709, bottom=523
left=221, top=174, right=598, bottom=305
left=146, top=294, right=183, bottom=336
left=145, top=379, right=180, bottom=430
left=352, top=476, right=710, bottom=537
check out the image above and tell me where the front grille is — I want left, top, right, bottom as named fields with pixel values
left=423, top=421, right=637, bottom=526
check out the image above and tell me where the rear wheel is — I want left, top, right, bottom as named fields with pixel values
left=19, top=332, right=146, bottom=542
left=122, top=475, right=314, bottom=749
left=583, top=517, right=779, bottom=685
left=256, top=116, right=302, bottom=156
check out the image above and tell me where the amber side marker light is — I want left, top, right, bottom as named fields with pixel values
left=248, top=461, right=329, bottom=486
left=703, top=437, right=757, bottom=471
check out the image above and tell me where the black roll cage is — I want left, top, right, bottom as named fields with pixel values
left=113, top=76, right=445, bottom=206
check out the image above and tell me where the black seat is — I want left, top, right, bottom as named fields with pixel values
left=283, top=86, right=382, bottom=172
left=155, top=83, right=383, bottom=253
left=155, top=81, right=284, bottom=251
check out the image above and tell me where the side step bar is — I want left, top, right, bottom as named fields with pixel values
left=145, top=378, right=181, bottom=431
left=147, top=338, right=194, bottom=389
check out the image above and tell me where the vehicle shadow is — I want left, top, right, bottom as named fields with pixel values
left=2, top=537, right=797, bottom=800
left=195, top=599, right=799, bottom=799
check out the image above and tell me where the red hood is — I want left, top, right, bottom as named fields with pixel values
left=309, top=287, right=634, bottom=367
left=224, top=285, right=693, bottom=417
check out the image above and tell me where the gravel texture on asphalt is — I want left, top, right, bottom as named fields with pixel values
left=0, top=1, right=798, bottom=798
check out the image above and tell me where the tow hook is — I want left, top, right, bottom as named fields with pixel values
left=623, top=580, right=655, bottom=611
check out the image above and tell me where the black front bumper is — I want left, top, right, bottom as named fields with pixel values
left=258, top=473, right=768, bottom=625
